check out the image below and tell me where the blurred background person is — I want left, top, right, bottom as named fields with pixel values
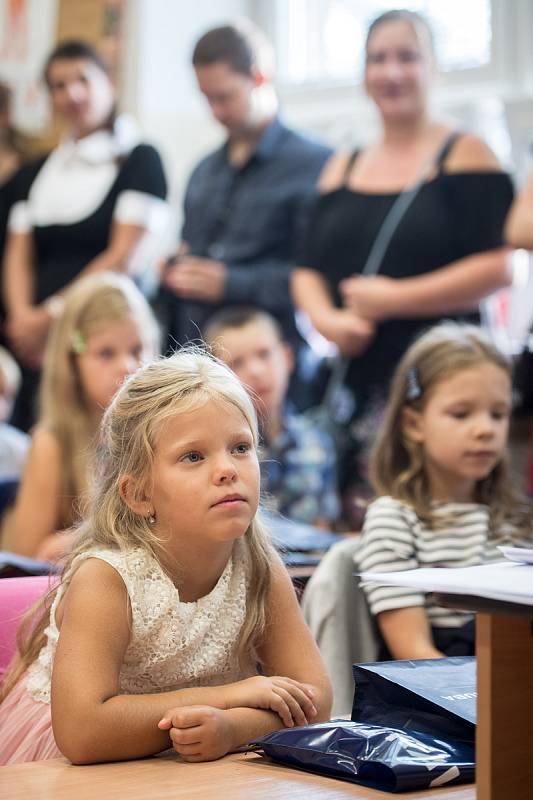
left=2, top=40, right=168, bottom=430
left=292, top=9, right=514, bottom=524
left=159, top=21, right=331, bottom=409
left=0, top=81, right=28, bottom=342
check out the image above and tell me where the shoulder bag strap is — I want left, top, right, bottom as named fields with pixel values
left=327, top=131, right=460, bottom=391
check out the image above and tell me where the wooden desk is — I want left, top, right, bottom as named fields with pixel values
left=1, top=750, right=476, bottom=800
left=436, top=593, right=533, bottom=800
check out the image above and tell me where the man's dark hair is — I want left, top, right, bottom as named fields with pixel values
left=43, top=40, right=110, bottom=85
left=192, top=22, right=274, bottom=77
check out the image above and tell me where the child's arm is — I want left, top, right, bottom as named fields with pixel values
left=358, top=497, right=444, bottom=659
left=376, top=607, right=444, bottom=660
left=10, top=428, right=65, bottom=558
left=160, top=556, right=333, bottom=761
left=258, top=554, right=333, bottom=719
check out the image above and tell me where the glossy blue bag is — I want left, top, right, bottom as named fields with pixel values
left=251, top=719, right=475, bottom=792
left=251, top=658, right=476, bottom=792
left=352, top=657, right=476, bottom=743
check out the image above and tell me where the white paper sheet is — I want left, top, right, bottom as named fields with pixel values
left=359, top=561, right=533, bottom=606
left=498, top=546, right=533, bottom=565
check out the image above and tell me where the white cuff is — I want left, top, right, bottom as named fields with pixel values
left=8, top=201, right=32, bottom=234
left=114, top=190, right=170, bottom=233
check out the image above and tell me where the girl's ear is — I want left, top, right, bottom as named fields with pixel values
left=119, top=475, right=151, bottom=516
left=401, top=406, right=424, bottom=443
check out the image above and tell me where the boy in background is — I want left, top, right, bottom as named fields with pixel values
left=205, top=308, right=339, bottom=528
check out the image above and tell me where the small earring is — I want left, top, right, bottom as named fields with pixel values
left=147, top=512, right=156, bottom=525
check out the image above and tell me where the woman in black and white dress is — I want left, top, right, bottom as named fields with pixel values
left=3, top=40, right=168, bottom=429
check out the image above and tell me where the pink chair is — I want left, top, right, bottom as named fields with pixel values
left=0, top=576, right=59, bottom=681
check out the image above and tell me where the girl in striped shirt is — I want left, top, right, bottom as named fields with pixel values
left=357, top=323, right=532, bottom=659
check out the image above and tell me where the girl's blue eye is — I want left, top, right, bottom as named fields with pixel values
left=233, top=443, right=251, bottom=454
left=182, top=452, right=202, bottom=463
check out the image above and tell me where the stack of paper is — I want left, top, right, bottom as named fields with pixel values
left=359, top=561, right=533, bottom=607
left=498, top=545, right=533, bottom=565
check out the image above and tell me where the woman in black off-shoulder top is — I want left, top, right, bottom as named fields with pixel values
left=292, top=10, right=514, bottom=523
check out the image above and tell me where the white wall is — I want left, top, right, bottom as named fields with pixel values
left=123, top=0, right=252, bottom=242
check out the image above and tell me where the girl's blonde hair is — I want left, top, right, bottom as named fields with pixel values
left=371, top=322, right=530, bottom=534
left=3, top=349, right=274, bottom=697
left=39, top=272, right=159, bottom=526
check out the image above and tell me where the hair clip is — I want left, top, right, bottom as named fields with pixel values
left=406, top=367, right=422, bottom=401
left=71, top=330, right=86, bottom=355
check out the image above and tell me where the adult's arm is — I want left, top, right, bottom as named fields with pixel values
left=340, top=248, right=511, bottom=321
left=505, top=174, right=533, bottom=250
left=292, top=267, right=375, bottom=355
left=3, top=228, right=34, bottom=317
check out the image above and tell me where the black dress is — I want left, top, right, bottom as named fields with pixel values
left=301, top=137, right=514, bottom=507
left=15, top=144, right=167, bottom=304
left=9, top=143, right=167, bottom=430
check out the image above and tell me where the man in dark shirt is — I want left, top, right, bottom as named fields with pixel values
left=161, top=22, right=332, bottom=373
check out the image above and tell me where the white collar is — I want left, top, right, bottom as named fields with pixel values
left=57, top=114, right=141, bottom=166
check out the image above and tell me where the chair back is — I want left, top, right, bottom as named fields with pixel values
left=0, top=575, right=58, bottom=681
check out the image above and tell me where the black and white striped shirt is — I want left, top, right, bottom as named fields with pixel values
left=357, top=495, right=515, bottom=629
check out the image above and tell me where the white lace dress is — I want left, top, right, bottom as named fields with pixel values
left=0, top=541, right=252, bottom=764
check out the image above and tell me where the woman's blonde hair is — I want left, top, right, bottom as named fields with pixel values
left=39, top=272, right=159, bottom=526
left=3, top=349, right=275, bottom=697
left=371, top=322, right=530, bottom=534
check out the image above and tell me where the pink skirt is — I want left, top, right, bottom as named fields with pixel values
left=0, top=676, right=62, bottom=764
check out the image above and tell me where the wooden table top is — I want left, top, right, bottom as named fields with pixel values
left=2, top=750, right=476, bottom=800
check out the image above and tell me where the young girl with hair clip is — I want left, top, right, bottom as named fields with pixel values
left=357, top=323, right=532, bottom=660
left=0, top=350, right=332, bottom=765
left=9, top=272, right=159, bottom=562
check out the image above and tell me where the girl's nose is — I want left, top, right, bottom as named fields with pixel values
left=475, top=414, right=496, bottom=437
left=213, top=457, right=237, bottom=484
left=118, top=355, right=138, bottom=378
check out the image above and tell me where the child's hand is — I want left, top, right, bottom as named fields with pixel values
left=158, top=705, right=234, bottom=762
left=225, top=675, right=318, bottom=727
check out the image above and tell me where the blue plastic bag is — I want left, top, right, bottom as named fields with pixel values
left=251, top=719, right=475, bottom=792
left=251, top=658, right=476, bottom=792
left=352, top=657, right=476, bottom=743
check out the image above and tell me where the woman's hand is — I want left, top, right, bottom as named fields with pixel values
left=6, top=306, right=51, bottom=367
left=223, top=675, right=318, bottom=728
left=315, top=308, right=375, bottom=357
left=158, top=705, right=235, bottom=762
left=340, top=275, right=400, bottom=322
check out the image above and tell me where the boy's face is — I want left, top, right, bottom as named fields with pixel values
left=214, top=319, right=293, bottom=419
